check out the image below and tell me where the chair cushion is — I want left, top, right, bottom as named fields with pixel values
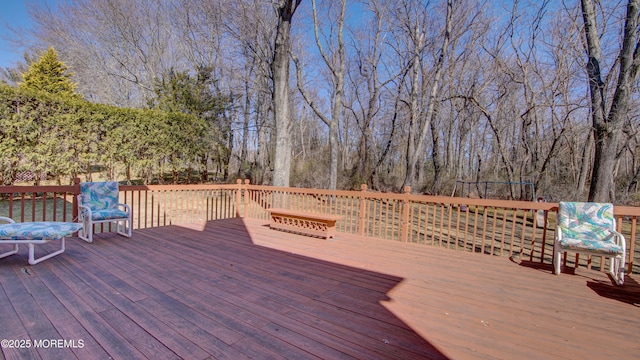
left=558, top=236, right=623, bottom=255
left=0, top=222, right=83, bottom=240
left=558, top=202, right=615, bottom=234
left=80, top=181, right=120, bottom=211
left=91, top=209, right=129, bottom=221
left=557, top=202, right=622, bottom=255
left=559, top=224, right=614, bottom=244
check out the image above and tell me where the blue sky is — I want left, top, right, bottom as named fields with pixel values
left=0, top=1, right=32, bottom=68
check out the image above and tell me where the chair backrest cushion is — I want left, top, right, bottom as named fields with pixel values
left=80, top=181, right=120, bottom=211
left=558, top=202, right=615, bottom=240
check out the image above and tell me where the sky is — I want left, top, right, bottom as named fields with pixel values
left=0, top=1, right=33, bottom=68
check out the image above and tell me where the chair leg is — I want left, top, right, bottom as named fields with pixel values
left=611, top=257, right=625, bottom=286
left=78, top=219, right=93, bottom=243
left=116, top=218, right=132, bottom=238
left=27, top=238, right=65, bottom=265
left=601, top=255, right=625, bottom=286
left=0, top=244, right=19, bottom=260
left=619, top=256, right=626, bottom=285
left=553, top=250, right=561, bottom=275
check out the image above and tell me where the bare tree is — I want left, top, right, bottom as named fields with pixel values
left=342, top=0, right=399, bottom=189
left=220, top=1, right=276, bottom=183
left=293, top=0, right=347, bottom=190
left=29, top=0, right=180, bottom=107
left=583, top=0, right=640, bottom=202
left=396, top=0, right=454, bottom=190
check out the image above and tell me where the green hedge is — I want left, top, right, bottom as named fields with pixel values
left=0, top=84, right=211, bottom=184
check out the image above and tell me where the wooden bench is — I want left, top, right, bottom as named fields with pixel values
left=267, top=208, right=340, bottom=239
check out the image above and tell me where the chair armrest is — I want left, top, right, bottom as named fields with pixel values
left=609, top=229, right=626, bottom=250
left=0, top=217, right=15, bottom=224
left=118, top=203, right=131, bottom=213
left=77, top=204, right=93, bottom=217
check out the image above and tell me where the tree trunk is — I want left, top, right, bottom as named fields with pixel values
left=271, top=0, right=301, bottom=187
left=328, top=119, right=339, bottom=190
left=403, top=33, right=422, bottom=190
left=238, top=79, right=251, bottom=178
left=430, top=120, right=443, bottom=194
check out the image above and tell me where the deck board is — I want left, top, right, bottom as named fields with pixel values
left=0, top=217, right=639, bottom=359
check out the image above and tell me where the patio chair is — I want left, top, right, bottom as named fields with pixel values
left=77, top=181, right=131, bottom=243
left=553, top=202, right=626, bottom=285
left=0, top=217, right=83, bottom=265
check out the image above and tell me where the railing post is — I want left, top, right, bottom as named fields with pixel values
left=359, top=184, right=367, bottom=236
left=244, top=179, right=250, bottom=218
left=236, top=179, right=243, bottom=218
left=401, top=186, right=411, bottom=243
left=73, top=177, right=81, bottom=221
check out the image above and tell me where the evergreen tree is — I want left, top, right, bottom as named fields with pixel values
left=19, top=47, right=81, bottom=99
left=149, top=67, right=231, bottom=182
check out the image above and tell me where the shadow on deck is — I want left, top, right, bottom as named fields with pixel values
left=0, top=218, right=445, bottom=359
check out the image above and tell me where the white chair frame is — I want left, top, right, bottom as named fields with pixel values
left=553, top=203, right=626, bottom=286
left=0, top=217, right=78, bottom=265
left=77, top=195, right=132, bottom=243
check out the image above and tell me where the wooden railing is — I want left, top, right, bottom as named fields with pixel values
left=0, top=184, right=77, bottom=223
left=0, top=180, right=240, bottom=236
left=241, top=182, right=640, bottom=275
left=0, top=180, right=638, bottom=275
left=121, top=184, right=240, bottom=228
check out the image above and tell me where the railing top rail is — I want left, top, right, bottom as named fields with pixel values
left=121, top=184, right=240, bottom=191
left=0, top=183, right=241, bottom=193
left=0, top=185, right=77, bottom=193
left=246, top=184, right=358, bottom=196
left=613, top=205, right=640, bottom=216
left=245, top=184, right=553, bottom=209
left=409, top=195, right=553, bottom=210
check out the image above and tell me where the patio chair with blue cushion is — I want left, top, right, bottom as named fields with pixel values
left=554, top=202, right=626, bottom=285
left=77, top=181, right=132, bottom=243
left=0, top=217, right=83, bottom=265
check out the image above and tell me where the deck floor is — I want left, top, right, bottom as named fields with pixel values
left=1, top=217, right=639, bottom=359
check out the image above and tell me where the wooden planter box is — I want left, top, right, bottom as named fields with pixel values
left=267, top=208, right=340, bottom=239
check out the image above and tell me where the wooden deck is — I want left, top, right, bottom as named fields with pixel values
left=1, top=217, right=639, bottom=359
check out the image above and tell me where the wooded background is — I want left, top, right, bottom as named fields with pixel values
left=1, top=0, right=640, bottom=205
